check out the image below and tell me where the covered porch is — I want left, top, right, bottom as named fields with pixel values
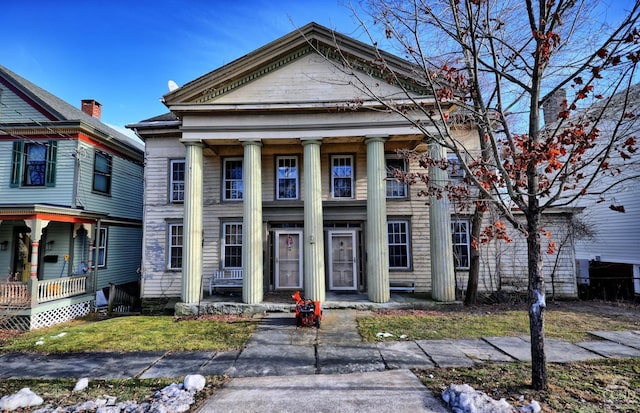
left=0, top=205, right=106, bottom=330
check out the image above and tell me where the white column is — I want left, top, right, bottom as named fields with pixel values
left=365, top=136, right=390, bottom=303
left=429, top=143, right=456, bottom=302
left=242, top=140, right=263, bottom=304
left=182, top=142, right=204, bottom=304
left=302, top=139, right=325, bottom=302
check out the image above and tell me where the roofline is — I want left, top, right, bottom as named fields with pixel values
left=162, top=22, right=424, bottom=105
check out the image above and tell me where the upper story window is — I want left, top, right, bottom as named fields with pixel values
left=170, top=159, right=185, bottom=203
left=385, top=155, right=407, bottom=198
left=447, top=153, right=465, bottom=180
left=452, top=219, right=471, bottom=269
left=93, top=151, right=112, bottom=194
left=276, top=156, right=299, bottom=200
left=331, top=154, right=354, bottom=198
left=223, top=222, right=243, bottom=269
left=223, top=158, right=243, bottom=201
left=10, top=140, right=57, bottom=187
left=388, top=220, right=411, bottom=269
left=168, top=223, right=183, bottom=270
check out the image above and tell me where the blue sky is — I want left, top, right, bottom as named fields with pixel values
left=3, top=0, right=362, bottom=137
left=2, top=0, right=635, bottom=139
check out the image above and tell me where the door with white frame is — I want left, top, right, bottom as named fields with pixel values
left=275, top=229, right=303, bottom=289
left=328, top=230, right=357, bottom=290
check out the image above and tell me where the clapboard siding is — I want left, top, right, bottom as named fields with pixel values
left=74, top=140, right=143, bottom=219
left=94, top=225, right=142, bottom=290
left=0, top=139, right=76, bottom=206
left=575, top=188, right=640, bottom=265
left=470, top=213, right=578, bottom=298
left=214, top=53, right=408, bottom=105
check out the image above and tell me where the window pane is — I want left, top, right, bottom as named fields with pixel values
left=171, top=160, right=185, bottom=202
left=169, top=224, right=183, bottom=269
left=223, top=223, right=243, bottom=268
left=386, top=157, right=407, bottom=198
left=24, top=143, right=46, bottom=186
left=93, top=152, right=112, bottom=194
left=388, top=221, right=410, bottom=269
left=451, top=220, right=470, bottom=269
left=332, top=156, right=353, bottom=198
left=277, top=156, right=298, bottom=199
left=224, top=159, right=243, bottom=200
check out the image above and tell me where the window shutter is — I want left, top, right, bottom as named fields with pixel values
left=45, top=140, right=57, bottom=187
left=10, top=141, right=24, bottom=187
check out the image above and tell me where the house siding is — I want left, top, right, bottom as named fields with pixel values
left=74, top=140, right=143, bottom=219
left=0, top=138, right=77, bottom=206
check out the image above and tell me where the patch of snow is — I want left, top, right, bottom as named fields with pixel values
left=184, top=374, right=206, bottom=392
left=0, top=387, right=44, bottom=411
left=73, top=378, right=89, bottom=392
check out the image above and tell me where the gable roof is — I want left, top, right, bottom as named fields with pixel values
left=0, top=64, right=144, bottom=153
left=162, top=22, right=430, bottom=107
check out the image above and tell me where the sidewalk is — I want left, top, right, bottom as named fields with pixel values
left=1, top=308, right=639, bottom=412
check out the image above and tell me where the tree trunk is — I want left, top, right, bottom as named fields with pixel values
left=527, top=210, right=547, bottom=390
left=464, top=206, right=483, bottom=305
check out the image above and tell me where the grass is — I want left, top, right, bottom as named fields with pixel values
left=0, top=313, right=257, bottom=353
left=1, top=300, right=639, bottom=411
left=357, top=305, right=640, bottom=343
left=417, top=358, right=640, bottom=412
left=0, top=376, right=228, bottom=411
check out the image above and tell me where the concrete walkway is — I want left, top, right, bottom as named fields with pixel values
left=1, top=308, right=639, bottom=412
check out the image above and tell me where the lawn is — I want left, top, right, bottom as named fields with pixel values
left=357, top=302, right=640, bottom=342
left=0, top=313, right=257, bottom=353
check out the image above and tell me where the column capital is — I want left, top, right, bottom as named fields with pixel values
left=364, top=135, right=388, bottom=145
left=181, top=140, right=204, bottom=148
left=240, top=138, right=262, bottom=147
left=300, top=138, right=323, bottom=146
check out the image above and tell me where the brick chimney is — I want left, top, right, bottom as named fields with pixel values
left=81, top=99, right=102, bottom=119
left=542, top=89, right=567, bottom=125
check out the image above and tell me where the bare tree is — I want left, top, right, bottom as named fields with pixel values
left=326, top=0, right=640, bottom=390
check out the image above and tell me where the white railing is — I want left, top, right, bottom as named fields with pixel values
left=0, top=282, right=30, bottom=306
left=36, top=276, right=88, bottom=304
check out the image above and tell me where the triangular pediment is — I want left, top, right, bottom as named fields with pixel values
left=164, top=22, right=431, bottom=108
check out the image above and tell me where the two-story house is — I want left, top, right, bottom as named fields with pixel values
left=129, top=23, right=578, bottom=310
left=0, top=65, right=144, bottom=330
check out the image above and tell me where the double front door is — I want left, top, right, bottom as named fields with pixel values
left=273, top=228, right=358, bottom=291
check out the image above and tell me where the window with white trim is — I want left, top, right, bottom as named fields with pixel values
left=223, top=158, right=243, bottom=200
left=331, top=155, right=354, bottom=198
left=276, top=156, right=299, bottom=200
left=385, top=155, right=407, bottom=198
left=223, top=222, right=243, bottom=269
left=452, top=219, right=471, bottom=269
left=170, top=160, right=185, bottom=202
left=90, top=227, right=108, bottom=268
left=388, top=220, right=410, bottom=269
left=447, top=153, right=465, bottom=179
left=168, top=223, right=183, bottom=270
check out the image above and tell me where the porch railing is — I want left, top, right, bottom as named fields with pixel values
left=35, top=276, right=88, bottom=304
left=0, top=282, right=30, bottom=306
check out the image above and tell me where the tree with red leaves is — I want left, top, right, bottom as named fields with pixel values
left=335, top=0, right=640, bottom=390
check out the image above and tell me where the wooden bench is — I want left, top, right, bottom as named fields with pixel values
left=389, top=280, right=416, bottom=293
left=209, top=269, right=243, bottom=295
